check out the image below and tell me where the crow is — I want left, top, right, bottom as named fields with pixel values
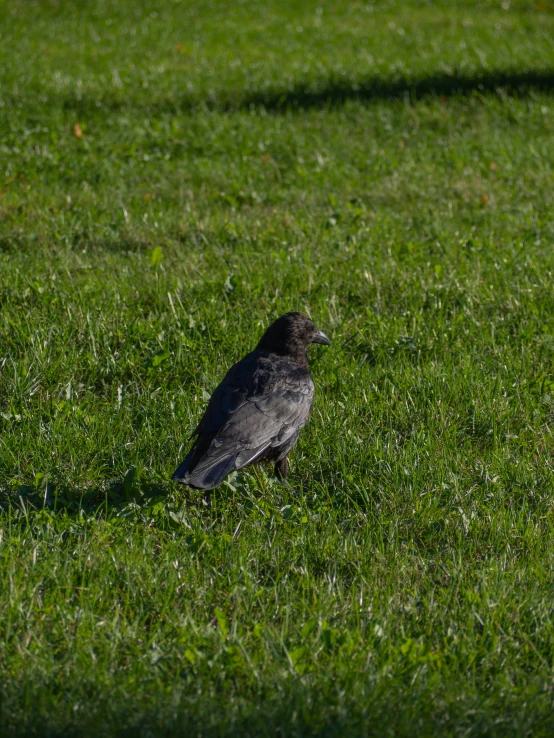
left=172, top=312, right=331, bottom=490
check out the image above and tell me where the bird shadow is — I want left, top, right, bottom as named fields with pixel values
left=0, top=479, right=180, bottom=519
left=0, top=467, right=296, bottom=522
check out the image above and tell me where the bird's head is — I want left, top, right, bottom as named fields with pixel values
left=256, top=312, right=331, bottom=363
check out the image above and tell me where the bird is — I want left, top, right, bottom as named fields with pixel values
left=172, top=312, right=331, bottom=491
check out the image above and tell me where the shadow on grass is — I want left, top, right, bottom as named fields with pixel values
left=3, top=682, right=554, bottom=738
left=241, top=68, right=554, bottom=111
left=40, top=67, right=554, bottom=115
left=0, top=477, right=181, bottom=518
left=0, top=466, right=274, bottom=519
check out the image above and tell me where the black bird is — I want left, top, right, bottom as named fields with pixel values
left=172, top=312, right=331, bottom=490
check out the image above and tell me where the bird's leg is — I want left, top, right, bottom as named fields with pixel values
left=274, top=456, right=289, bottom=481
left=274, top=456, right=296, bottom=494
left=202, top=490, right=211, bottom=506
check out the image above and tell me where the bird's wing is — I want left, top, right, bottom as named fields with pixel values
left=172, top=353, right=314, bottom=489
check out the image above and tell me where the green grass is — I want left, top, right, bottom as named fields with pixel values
left=1, top=0, right=554, bottom=735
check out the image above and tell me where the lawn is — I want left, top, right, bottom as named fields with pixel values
left=1, top=0, right=554, bottom=735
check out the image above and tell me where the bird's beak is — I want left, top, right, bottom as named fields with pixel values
left=312, top=329, right=331, bottom=346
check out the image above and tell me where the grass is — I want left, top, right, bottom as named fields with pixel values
left=1, top=0, right=554, bottom=735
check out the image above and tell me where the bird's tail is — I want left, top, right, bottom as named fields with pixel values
left=172, top=451, right=237, bottom=490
